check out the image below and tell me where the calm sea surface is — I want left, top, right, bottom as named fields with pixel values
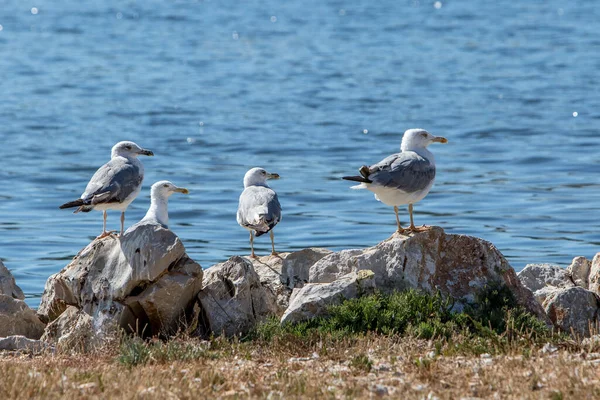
left=1, top=1, right=599, bottom=307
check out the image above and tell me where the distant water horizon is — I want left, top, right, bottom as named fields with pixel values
left=0, top=1, right=599, bottom=307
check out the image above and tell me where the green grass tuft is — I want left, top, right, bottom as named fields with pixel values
left=248, top=285, right=558, bottom=356
left=350, top=353, right=372, bottom=372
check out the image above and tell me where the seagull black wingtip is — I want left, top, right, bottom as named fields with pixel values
left=59, top=199, right=85, bottom=209
left=342, top=175, right=372, bottom=184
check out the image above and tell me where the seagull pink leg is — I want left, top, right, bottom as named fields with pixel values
left=394, top=206, right=408, bottom=234
left=119, top=212, right=125, bottom=237
left=250, top=231, right=257, bottom=258
left=270, top=230, right=280, bottom=257
left=408, top=204, right=429, bottom=232
left=96, top=211, right=112, bottom=239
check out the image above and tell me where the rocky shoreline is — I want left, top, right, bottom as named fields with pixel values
left=1, top=223, right=599, bottom=353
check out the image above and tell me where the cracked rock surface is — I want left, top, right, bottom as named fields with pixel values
left=307, top=227, right=547, bottom=321
left=38, top=223, right=203, bottom=344
left=195, top=256, right=278, bottom=337
left=0, top=260, right=45, bottom=339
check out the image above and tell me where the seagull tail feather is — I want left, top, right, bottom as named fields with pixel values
left=342, top=175, right=371, bottom=184
left=59, top=199, right=85, bottom=209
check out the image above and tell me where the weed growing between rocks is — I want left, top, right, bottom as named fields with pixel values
left=247, top=287, right=560, bottom=356
left=118, top=336, right=227, bottom=367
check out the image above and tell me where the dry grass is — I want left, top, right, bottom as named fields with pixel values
left=1, top=335, right=599, bottom=399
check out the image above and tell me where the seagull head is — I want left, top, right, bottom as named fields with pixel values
left=400, top=129, right=448, bottom=152
left=111, top=141, right=154, bottom=158
left=243, top=167, right=280, bottom=188
left=151, top=180, right=189, bottom=199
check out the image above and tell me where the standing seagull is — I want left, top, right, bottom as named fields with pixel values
left=237, top=167, right=282, bottom=258
left=137, top=180, right=189, bottom=228
left=343, top=129, right=447, bottom=233
left=59, top=141, right=154, bottom=238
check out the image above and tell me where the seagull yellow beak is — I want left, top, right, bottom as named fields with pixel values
left=432, top=136, right=448, bottom=144
left=174, top=187, right=189, bottom=194
left=267, top=173, right=280, bottom=180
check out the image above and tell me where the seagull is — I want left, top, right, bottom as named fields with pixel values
left=59, top=141, right=154, bottom=238
left=237, top=167, right=282, bottom=258
left=138, top=180, right=189, bottom=228
left=343, top=129, right=447, bottom=233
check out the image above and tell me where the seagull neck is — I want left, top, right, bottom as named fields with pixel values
left=111, top=150, right=136, bottom=161
left=144, top=193, right=169, bottom=227
left=244, top=179, right=269, bottom=189
left=401, top=145, right=434, bottom=161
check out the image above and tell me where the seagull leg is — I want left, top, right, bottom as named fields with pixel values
left=96, top=211, right=112, bottom=239
left=250, top=231, right=257, bottom=258
left=119, top=212, right=125, bottom=237
left=408, top=204, right=429, bottom=232
left=394, top=206, right=408, bottom=234
left=270, top=230, right=279, bottom=257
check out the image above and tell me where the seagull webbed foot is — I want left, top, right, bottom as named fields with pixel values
left=408, top=224, right=430, bottom=233
left=96, top=231, right=116, bottom=239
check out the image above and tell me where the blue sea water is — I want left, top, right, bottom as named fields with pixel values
left=0, top=1, right=599, bottom=307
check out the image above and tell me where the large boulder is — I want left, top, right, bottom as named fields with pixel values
left=518, top=255, right=600, bottom=337
left=40, top=306, right=95, bottom=352
left=0, top=336, right=48, bottom=353
left=543, top=287, right=600, bottom=337
left=248, top=248, right=333, bottom=313
left=0, top=261, right=45, bottom=340
left=0, top=294, right=46, bottom=339
left=588, top=253, right=600, bottom=296
left=281, top=248, right=333, bottom=289
left=281, top=270, right=376, bottom=324
left=518, top=263, right=574, bottom=293
left=568, top=256, right=591, bottom=289
left=518, top=263, right=575, bottom=304
left=249, top=253, right=292, bottom=314
left=308, top=227, right=547, bottom=321
left=38, top=223, right=203, bottom=342
left=196, top=256, right=279, bottom=337
left=0, top=260, right=25, bottom=300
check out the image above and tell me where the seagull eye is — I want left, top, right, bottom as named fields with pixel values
left=163, top=184, right=169, bottom=188
left=125, top=145, right=132, bottom=150
left=421, top=133, right=428, bottom=138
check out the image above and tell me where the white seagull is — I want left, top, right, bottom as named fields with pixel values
left=138, top=180, right=189, bottom=228
left=343, top=129, right=447, bottom=233
left=237, top=167, right=282, bottom=258
left=59, top=141, right=154, bottom=238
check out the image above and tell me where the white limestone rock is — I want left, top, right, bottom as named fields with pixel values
left=518, top=263, right=574, bottom=293
left=567, top=256, right=591, bottom=289
left=0, top=260, right=25, bottom=300
left=543, top=286, right=600, bottom=337
left=281, top=270, right=376, bottom=325
left=308, top=227, right=547, bottom=321
left=248, top=248, right=333, bottom=313
left=0, top=335, right=48, bottom=353
left=588, top=253, right=600, bottom=296
left=0, top=294, right=45, bottom=339
left=38, top=223, right=202, bottom=341
left=196, top=256, right=279, bottom=337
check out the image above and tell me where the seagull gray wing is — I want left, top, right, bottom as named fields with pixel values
left=81, top=158, right=142, bottom=206
left=368, top=152, right=435, bottom=193
left=237, top=186, right=281, bottom=236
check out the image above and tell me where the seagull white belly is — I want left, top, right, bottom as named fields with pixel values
left=367, top=181, right=434, bottom=207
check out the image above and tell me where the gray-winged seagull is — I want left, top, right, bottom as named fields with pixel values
left=59, top=140, right=154, bottom=238
left=343, top=129, right=447, bottom=233
left=237, top=167, right=282, bottom=258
